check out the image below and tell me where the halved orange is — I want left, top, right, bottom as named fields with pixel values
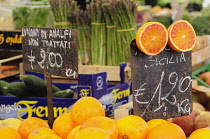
left=135, top=22, right=168, bottom=56
left=168, top=20, right=196, bottom=52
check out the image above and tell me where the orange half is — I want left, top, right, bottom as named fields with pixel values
left=168, top=20, right=196, bottom=52
left=135, top=22, right=168, bottom=56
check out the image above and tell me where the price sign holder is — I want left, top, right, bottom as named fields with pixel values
left=130, top=39, right=192, bottom=121
left=22, top=27, right=78, bottom=127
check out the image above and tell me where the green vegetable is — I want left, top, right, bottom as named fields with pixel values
left=182, top=8, right=210, bottom=36
left=50, top=0, right=79, bottom=29
left=0, top=80, right=16, bottom=97
left=3, top=82, right=30, bottom=97
left=87, top=1, right=106, bottom=65
left=20, top=74, right=61, bottom=97
left=68, top=10, right=91, bottom=65
left=12, top=3, right=54, bottom=29
left=52, top=89, right=74, bottom=98
left=111, top=0, right=137, bottom=64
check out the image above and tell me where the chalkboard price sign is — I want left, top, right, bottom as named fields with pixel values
left=22, top=27, right=78, bottom=78
left=130, top=39, right=192, bottom=121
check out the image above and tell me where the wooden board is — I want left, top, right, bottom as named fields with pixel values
left=22, top=27, right=78, bottom=78
left=130, top=39, right=192, bottom=121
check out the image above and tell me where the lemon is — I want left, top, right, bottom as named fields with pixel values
left=0, top=118, right=22, bottom=131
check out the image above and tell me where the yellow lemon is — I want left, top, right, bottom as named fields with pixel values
left=0, top=118, right=22, bottom=131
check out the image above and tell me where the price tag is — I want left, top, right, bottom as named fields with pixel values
left=22, top=27, right=78, bottom=78
left=130, top=39, right=192, bottom=121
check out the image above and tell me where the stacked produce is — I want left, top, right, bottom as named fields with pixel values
left=0, top=74, right=74, bottom=98
left=0, top=96, right=210, bottom=138
left=48, top=0, right=137, bottom=66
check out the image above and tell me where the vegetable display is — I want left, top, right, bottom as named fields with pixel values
left=0, top=75, right=74, bottom=98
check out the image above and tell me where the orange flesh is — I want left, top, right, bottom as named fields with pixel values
left=141, top=24, right=167, bottom=54
left=170, top=22, right=195, bottom=49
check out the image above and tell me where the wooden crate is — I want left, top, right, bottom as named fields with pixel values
left=0, top=54, right=22, bottom=78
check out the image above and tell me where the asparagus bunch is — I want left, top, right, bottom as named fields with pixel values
left=68, top=10, right=91, bottom=65
left=87, top=1, right=106, bottom=65
left=50, top=0, right=79, bottom=29
left=110, top=0, right=137, bottom=63
left=102, top=1, right=118, bottom=66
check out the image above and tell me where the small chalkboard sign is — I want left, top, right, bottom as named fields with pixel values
left=130, top=39, right=192, bottom=121
left=22, top=27, right=78, bottom=78
left=22, top=27, right=78, bottom=127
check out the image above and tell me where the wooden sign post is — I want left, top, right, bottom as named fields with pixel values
left=22, top=27, right=78, bottom=127
left=130, top=39, right=192, bottom=121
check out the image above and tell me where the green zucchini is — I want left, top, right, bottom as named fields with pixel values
left=3, top=82, right=31, bottom=97
left=0, top=80, right=16, bottom=97
left=20, top=74, right=61, bottom=97
left=52, top=89, right=74, bottom=98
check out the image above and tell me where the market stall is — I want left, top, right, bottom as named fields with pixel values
left=1, top=0, right=210, bottom=138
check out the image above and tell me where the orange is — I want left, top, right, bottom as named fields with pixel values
left=188, top=128, right=210, bottom=139
left=116, top=115, right=149, bottom=139
left=74, top=127, right=110, bottom=139
left=80, top=116, right=118, bottom=139
left=147, top=118, right=167, bottom=131
left=135, top=22, right=168, bottom=56
left=69, top=97, right=105, bottom=127
left=168, top=20, right=196, bottom=52
left=147, top=122, right=186, bottom=139
left=67, top=125, right=81, bottom=139
left=18, top=117, right=49, bottom=139
left=35, top=134, right=62, bottom=139
left=0, top=127, right=21, bottom=139
left=52, top=113, right=74, bottom=139
left=28, top=127, right=55, bottom=139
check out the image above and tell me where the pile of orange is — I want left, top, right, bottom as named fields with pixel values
left=135, top=20, right=196, bottom=56
left=1, top=96, right=210, bottom=138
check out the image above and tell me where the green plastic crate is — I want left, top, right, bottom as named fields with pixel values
left=192, top=64, right=210, bottom=88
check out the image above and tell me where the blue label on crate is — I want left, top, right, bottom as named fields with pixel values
left=0, top=96, right=77, bottom=121
left=77, top=86, right=92, bottom=99
left=78, top=72, right=107, bottom=99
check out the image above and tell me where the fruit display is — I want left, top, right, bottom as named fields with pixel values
left=0, top=96, right=210, bottom=138
left=0, top=74, right=74, bottom=98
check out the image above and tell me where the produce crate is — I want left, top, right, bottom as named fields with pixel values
left=0, top=55, right=22, bottom=79
left=192, top=46, right=210, bottom=68
left=0, top=68, right=132, bottom=120
left=192, top=64, right=210, bottom=88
